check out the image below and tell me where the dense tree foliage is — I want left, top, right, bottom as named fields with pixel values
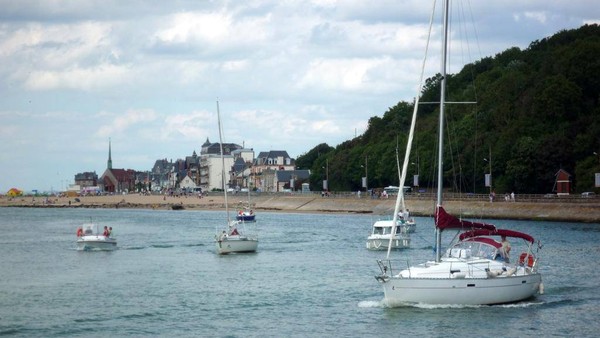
left=297, top=25, right=600, bottom=194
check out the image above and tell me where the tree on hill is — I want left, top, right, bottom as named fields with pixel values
left=296, top=24, right=600, bottom=194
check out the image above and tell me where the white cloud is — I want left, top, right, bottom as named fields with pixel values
left=154, top=12, right=229, bottom=44
left=298, top=58, right=374, bottom=91
left=161, top=110, right=214, bottom=141
left=523, top=11, right=548, bottom=24
left=0, top=0, right=596, bottom=191
left=24, top=64, right=130, bottom=90
left=96, top=109, right=158, bottom=138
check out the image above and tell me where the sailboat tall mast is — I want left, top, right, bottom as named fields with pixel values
left=435, top=0, right=450, bottom=262
left=217, top=101, right=230, bottom=223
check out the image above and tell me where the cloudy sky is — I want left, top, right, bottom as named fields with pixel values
left=0, top=0, right=597, bottom=192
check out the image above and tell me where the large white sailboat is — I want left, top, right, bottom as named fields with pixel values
left=214, top=101, right=258, bottom=255
left=375, top=0, right=543, bottom=306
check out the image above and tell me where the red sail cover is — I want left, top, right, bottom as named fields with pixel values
left=459, top=229, right=535, bottom=244
left=435, top=206, right=496, bottom=231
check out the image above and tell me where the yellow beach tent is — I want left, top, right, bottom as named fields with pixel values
left=7, top=188, right=23, bottom=197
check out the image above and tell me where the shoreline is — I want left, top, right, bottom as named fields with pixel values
left=1, top=193, right=599, bottom=223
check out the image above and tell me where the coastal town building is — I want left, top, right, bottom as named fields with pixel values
left=90, top=138, right=300, bottom=194
left=178, top=174, right=198, bottom=190
left=230, top=148, right=255, bottom=190
left=150, top=159, right=175, bottom=191
left=250, top=151, right=296, bottom=192
left=73, top=171, right=100, bottom=195
left=198, top=138, right=243, bottom=191
left=101, top=168, right=137, bottom=193
left=74, top=172, right=98, bottom=188
left=184, top=151, right=200, bottom=186
left=554, top=169, right=572, bottom=195
left=276, top=169, right=311, bottom=192
left=99, top=139, right=137, bottom=193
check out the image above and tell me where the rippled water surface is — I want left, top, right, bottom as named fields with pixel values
left=1, top=207, right=599, bottom=337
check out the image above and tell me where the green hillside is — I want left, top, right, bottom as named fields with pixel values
left=297, top=24, right=600, bottom=194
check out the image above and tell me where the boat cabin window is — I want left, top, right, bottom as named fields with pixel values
left=372, top=225, right=401, bottom=235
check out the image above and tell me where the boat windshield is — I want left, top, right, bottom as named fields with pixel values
left=372, top=225, right=402, bottom=235
left=445, top=237, right=500, bottom=260
left=82, top=223, right=95, bottom=235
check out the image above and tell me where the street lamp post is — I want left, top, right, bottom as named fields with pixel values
left=411, top=162, right=419, bottom=191
left=594, top=152, right=600, bottom=188
left=322, top=159, right=329, bottom=192
left=484, top=147, right=492, bottom=199
left=361, top=155, right=368, bottom=193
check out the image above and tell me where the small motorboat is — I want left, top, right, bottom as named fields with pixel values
left=366, top=220, right=410, bottom=250
left=235, top=207, right=256, bottom=222
left=76, top=223, right=117, bottom=251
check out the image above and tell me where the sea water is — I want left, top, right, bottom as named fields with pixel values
left=0, top=207, right=599, bottom=337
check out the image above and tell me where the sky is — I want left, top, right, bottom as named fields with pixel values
left=0, top=0, right=598, bottom=193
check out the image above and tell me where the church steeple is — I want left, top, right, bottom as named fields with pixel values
left=107, top=138, right=113, bottom=169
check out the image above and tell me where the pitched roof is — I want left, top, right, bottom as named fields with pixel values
left=202, top=142, right=242, bottom=155
left=232, top=157, right=247, bottom=174
left=276, top=169, right=310, bottom=181
left=254, top=150, right=293, bottom=165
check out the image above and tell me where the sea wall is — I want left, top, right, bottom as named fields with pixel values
left=2, top=193, right=599, bottom=223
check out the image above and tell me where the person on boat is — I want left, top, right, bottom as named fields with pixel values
left=108, top=227, right=113, bottom=237
left=76, top=227, right=83, bottom=237
left=500, top=235, right=511, bottom=263
left=230, top=228, right=239, bottom=236
left=103, top=226, right=109, bottom=236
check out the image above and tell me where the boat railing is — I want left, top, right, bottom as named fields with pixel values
left=376, top=259, right=393, bottom=279
left=376, top=258, right=415, bottom=280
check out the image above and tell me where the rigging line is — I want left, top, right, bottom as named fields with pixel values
left=463, top=0, right=484, bottom=195
left=466, top=0, right=482, bottom=105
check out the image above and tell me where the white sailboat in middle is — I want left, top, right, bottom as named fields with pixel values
left=214, top=101, right=258, bottom=255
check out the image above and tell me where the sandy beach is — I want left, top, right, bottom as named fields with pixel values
left=2, top=192, right=599, bottom=223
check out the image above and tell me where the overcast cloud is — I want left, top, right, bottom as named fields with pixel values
left=0, top=0, right=597, bottom=192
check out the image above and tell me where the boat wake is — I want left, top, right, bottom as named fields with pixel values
left=357, top=300, right=384, bottom=308
left=375, top=299, right=545, bottom=309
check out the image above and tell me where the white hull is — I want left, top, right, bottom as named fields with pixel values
left=377, top=256, right=543, bottom=305
left=366, top=237, right=410, bottom=250
left=216, top=236, right=258, bottom=254
left=380, top=273, right=542, bottom=306
left=77, top=235, right=117, bottom=251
